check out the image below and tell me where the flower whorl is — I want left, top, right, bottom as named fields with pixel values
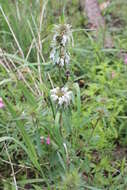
left=50, top=24, right=72, bottom=67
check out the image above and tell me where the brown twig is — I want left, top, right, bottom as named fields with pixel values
left=4, top=143, right=18, bottom=190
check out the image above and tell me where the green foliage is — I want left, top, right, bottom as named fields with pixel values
left=0, top=0, right=127, bottom=189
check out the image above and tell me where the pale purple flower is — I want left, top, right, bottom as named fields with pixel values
left=59, top=58, right=64, bottom=67
left=50, top=49, right=56, bottom=61
left=111, top=71, right=115, bottom=78
left=0, top=97, right=4, bottom=108
left=46, top=137, right=50, bottom=145
left=61, top=35, right=67, bottom=46
left=124, top=54, right=127, bottom=65
left=40, top=136, right=51, bottom=145
left=65, top=53, right=70, bottom=65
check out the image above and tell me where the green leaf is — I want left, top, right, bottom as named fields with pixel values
left=84, top=185, right=103, bottom=190
left=3, top=97, right=41, bottom=171
left=0, top=136, right=27, bottom=152
left=18, top=82, right=37, bottom=108
left=35, top=130, right=43, bottom=157
left=57, top=152, right=66, bottom=171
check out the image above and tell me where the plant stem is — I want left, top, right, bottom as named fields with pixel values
left=59, top=111, right=63, bottom=136
left=58, top=67, right=63, bottom=86
left=87, top=117, right=100, bottom=146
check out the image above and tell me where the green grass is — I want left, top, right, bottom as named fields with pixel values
left=0, top=0, right=127, bottom=189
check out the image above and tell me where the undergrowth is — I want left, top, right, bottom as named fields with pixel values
left=0, top=0, right=127, bottom=189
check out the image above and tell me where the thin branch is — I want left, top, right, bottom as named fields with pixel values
left=0, top=157, right=31, bottom=169
left=4, top=143, right=18, bottom=190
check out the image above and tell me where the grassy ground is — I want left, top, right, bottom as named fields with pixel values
left=0, top=0, right=127, bottom=189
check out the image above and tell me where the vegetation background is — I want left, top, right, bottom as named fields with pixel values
left=0, top=0, right=127, bottom=189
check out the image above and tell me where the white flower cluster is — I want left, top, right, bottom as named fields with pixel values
left=50, top=87, right=72, bottom=107
left=50, top=49, right=70, bottom=67
left=50, top=24, right=72, bottom=67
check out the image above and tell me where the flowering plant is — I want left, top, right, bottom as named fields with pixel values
left=50, top=87, right=72, bottom=107
left=50, top=24, right=73, bottom=68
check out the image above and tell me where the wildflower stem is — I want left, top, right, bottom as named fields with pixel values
left=58, top=67, right=63, bottom=85
left=86, top=117, right=100, bottom=146
left=59, top=112, right=63, bottom=136
left=49, top=97, right=55, bottom=120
